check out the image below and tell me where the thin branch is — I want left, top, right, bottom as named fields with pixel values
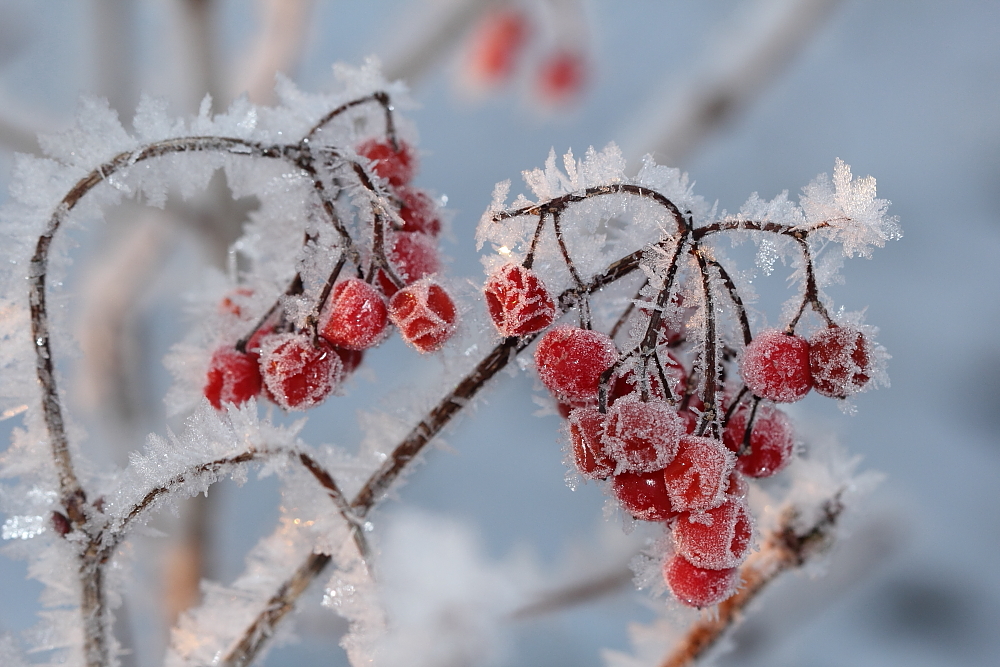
left=658, top=495, right=844, bottom=667
left=693, top=251, right=721, bottom=438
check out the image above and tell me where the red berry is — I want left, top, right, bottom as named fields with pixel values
left=332, top=346, right=364, bottom=375
left=613, top=470, right=678, bottom=522
left=534, top=325, right=617, bottom=403
left=663, top=555, right=739, bottom=608
left=377, top=231, right=441, bottom=297
left=396, top=186, right=442, bottom=236
left=319, top=278, right=389, bottom=351
left=536, top=49, right=586, bottom=105
left=740, top=329, right=812, bottom=402
left=388, top=279, right=458, bottom=353
left=567, top=406, right=613, bottom=479
left=725, top=471, right=749, bottom=498
left=603, top=397, right=683, bottom=473
left=259, top=333, right=342, bottom=410
left=484, top=264, right=556, bottom=337
left=204, top=347, right=262, bottom=410
left=467, top=7, right=530, bottom=85
left=809, top=326, right=871, bottom=398
left=723, top=403, right=795, bottom=478
left=357, top=138, right=416, bottom=186
left=608, top=353, right=686, bottom=404
left=673, top=496, right=753, bottom=570
left=663, top=435, right=735, bottom=512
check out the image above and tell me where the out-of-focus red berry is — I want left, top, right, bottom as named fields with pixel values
left=396, top=186, right=442, bottom=236
left=377, top=231, right=441, bottom=297
left=204, top=347, right=262, bottom=410
left=740, top=329, right=812, bottom=402
left=536, top=49, right=586, bottom=105
left=357, top=138, right=416, bottom=186
left=466, top=8, right=530, bottom=85
left=567, top=406, right=612, bottom=479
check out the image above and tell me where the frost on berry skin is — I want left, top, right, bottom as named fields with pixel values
left=613, top=470, right=677, bottom=522
left=204, top=347, right=262, bottom=410
left=809, top=326, right=871, bottom=399
left=567, top=406, right=613, bottom=480
left=357, top=138, right=416, bottom=186
left=388, top=279, right=458, bottom=353
left=663, top=435, right=735, bottom=512
left=483, top=263, right=556, bottom=337
left=740, top=329, right=812, bottom=402
left=663, top=555, right=740, bottom=609
left=258, top=333, right=343, bottom=411
left=723, top=404, right=796, bottom=478
left=673, top=496, right=753, bottom=570
left=534, top=325, right=618, bottom=403
left=396, top=186, right=442, bottom=236
left=608, top=353, right=685, bottom=404
left=603, top=396, right=683, bottom=473
left=377, top=231, right=441, bottom=297
left=319, top=278, right=389, bottom=351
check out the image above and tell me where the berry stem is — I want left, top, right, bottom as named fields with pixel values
left=693, top=250, right=721, bottom=438
left=302, top=90, right=397, bottom=148
left=787, top=236, right=834, bottom=331
left=521, top=212, right=548, bottom=270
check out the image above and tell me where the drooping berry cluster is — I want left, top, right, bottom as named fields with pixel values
left=203, top=98, right=458, bottom=411
left=480, top=157, right=889, bottom=608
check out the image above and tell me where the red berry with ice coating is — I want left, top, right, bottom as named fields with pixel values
left=567, top=406, right=612, bottom=479
left=332, top=346, right=364, bottom=375
left=396, top=186, right=442, bottom=236
left=673, top=496, right=753, bottom=570
left=204, top=347, right=262, bottom=409
left=535, top=325, right=617, bottom=403
left=663, top=555, right=739, bottom=608
left=259, top=333, right=342, bottom=411
left=740, top=329, right=812, bottom=402
left=608, top=353, right=685, bottom=404
left=603, top=397, right=684, bottom=473
left=319, top=278, right=388, bottom=351
left=484, top=263, right=556, bottom=337
left=613, top=470, right=677, bottom=522
left=377, top=231, right=441, bottom=297
left=663, top=435, right=735, bottom=512
left=388, top=279, right=458, bottom=353
left=357, top=138, right=416, bottom=186
left=809, top=326, right=872, bottom=398
left=723, top=403, right=795, bottom=478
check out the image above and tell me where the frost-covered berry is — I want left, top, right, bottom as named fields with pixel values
left=663, top=435, right=735, bottom=512
left=396, top=186, right=442, bottom=236
left=377, top=231, right=441, bottom=297
left=603, top=397, right=684, bottom=473
left=259, top=333, right=342, bottom=411
left=534, top=325, right=617, bottom=403
left=740, top=329, right=812, bottom=402
left=608, top=353, right=685, bottom=404
left=613, top=470, right=677, bottom=522
left=673, top=496, right=753, bottom=570
left=663, top=555, right=739, bottom=608
left=725, top=471, right=749, bottom=498
left=319, top=278, right=388, bottom=351
left=723, top=404, right=795, bottom=478
left=484, top=264, right=556, bottom=337
left=388, top=279, right=458, bottom=353
left=333, top=346, right=364, bottom=375
left=567, top=406, right=612, bottom=479
left=204, top=347, right=262, bottom=410
left=357, top=138, right=416, bottom=186
left=809, top=326, right=871, bottom=398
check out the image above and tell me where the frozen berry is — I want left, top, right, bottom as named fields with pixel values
left=673, top=496, right=753, bottom=570
left=535, top=325, right=617, bottom=403
left=357, top=138, right=416, bottom=186
left=603, top=397, right=683, bottom=473
left=663, top=435, right=735, bottom=512
left=726, top=471, right=749, bottom=498
left=388, top=279, right=458, bottom=353
left=377, top=231, right=441, bottom=297
left=319, top=278, right=389, bottom=351
left=333, top=346, right=364, bottom=375
left=466, top=7, right=530, bottom=85
left=663, top=555, right=739, bottom=608
left=809, top=326, right=871, bottom=398
left=613, top=470, right=678, bottom=522
left=740, top=329, right=812, bottom=402
left=723, top=403, right=795, bottom=478
left=204, top=347, right=262, bottom=410
left=396, top=186, right=442, bottom=236
left=484, top=263, right=556, bottom=337
left=567, top=406, right=612, bottom=479
left=259, top=333, right=342, bottom=410
left=608, top=353, right=685, bottom=403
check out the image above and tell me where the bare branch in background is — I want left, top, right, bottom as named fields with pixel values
left=621, top=0, right=842, bottom=165
left=236, top=0, right=314, bottom=105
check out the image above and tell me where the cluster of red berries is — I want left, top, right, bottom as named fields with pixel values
left=482, top=262, right=874, bottom=607
left=203, top=138, right=459, bottom=411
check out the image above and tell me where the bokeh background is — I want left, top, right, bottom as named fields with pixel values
left=1, top=1, right=999, bottom=666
